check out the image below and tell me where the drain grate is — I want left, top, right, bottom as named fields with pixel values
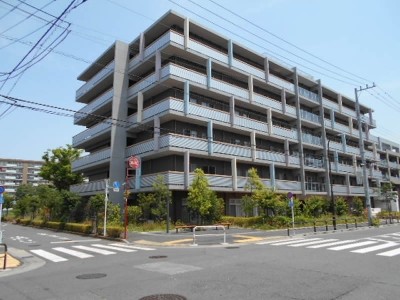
left=225, top=246, right=239, bottom=249
left=76, top=273, right=107, bottom=280
left=149, top=255, right=167, bottom=259
left=139, top=294, right=187, bottom=300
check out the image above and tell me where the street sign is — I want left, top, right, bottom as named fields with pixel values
left=0, top=194, right=4, bottom=204
left=287, top=192, right=293, bottom=199
left=0, top=186, right=4, bottom=194
left=128, top=156, right=140, bottom=169
left=112, top=181, right=121, bottom=192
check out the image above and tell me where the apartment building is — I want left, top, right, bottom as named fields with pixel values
left=0, top=158, right=47, bottom=196
left=70, top=10, right=400, bottom=219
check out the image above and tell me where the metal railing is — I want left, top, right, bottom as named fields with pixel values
left=192, top=225, right=227, bottom=246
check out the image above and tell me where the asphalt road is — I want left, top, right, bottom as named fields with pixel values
left=1, top=223, right=400, bottom=299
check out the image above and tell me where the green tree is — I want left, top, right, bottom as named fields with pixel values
left=88, top=193, right=105, bottom=228
left=3, top=193, right=15, bottom=216
left=152, top=175, right=172, bottom=221
left=37, top=185, right=63, bottom=221
left=245, top=168, right=283, bottom=216
left=127, top=206, right=142, bottom=224
left=304, top=195, right=327, bottom=217
left=351, top=197, right=364, bottom=216
left=40, top=145, right=84, bottom=191
left=137, top=192, right=157, bottom=220
left=335, top=197, right=349, bottom=216
left=241, top=195, right=256, bottom=217
left=187, top=168, right=224, bottom=223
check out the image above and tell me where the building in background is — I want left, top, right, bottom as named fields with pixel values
left=70, top=10, right=400, bottom=220
left=0, top=158, right=48, bottom=196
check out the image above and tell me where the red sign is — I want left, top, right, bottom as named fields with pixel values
left=128, top=156, right=140, bottom=169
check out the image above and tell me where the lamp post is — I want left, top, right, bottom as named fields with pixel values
left=327, top=139, right=337, bottom=230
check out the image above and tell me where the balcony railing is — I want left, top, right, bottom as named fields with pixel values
left=298, top=87, right=319, bottom=103
left=302, top=133, right=322, bottom=146
left=71, top=148, right=111, bottom=171
left=269, top=74, right=295, bottom=92
left=300, top=110, right=320, bottom=123
left=74, top=89, right=113, bottom=124
left=76, top=60, right=115, bottom=101
left=305, top=182, right=325, bottom=192
left=72, top=121, right=112, bottom=146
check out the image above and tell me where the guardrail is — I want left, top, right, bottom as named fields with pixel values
left=1, top=243, right=7, bottom=270
left=192, top=225, right=228, bottom=246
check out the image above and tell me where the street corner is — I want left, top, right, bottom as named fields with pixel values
left=1, top=252, right=21, bottom=270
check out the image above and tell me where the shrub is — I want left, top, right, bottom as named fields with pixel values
left=31, top=219, right=46, bottom=227
left=127, top=206, right=142, bottom=224
left=46, top=221, right=65, bottom=230
left=98, top=226, right=123, bottom=238
left=64, top=223, right=92, bottom=234
left=19, top=218, right=31, bottom=226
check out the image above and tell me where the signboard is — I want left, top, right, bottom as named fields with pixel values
left=112, top=181, right=121, bottom=192
left=0, top=186, right=4, bottom=194
left=0, top=194, right=4, bottom=204
left=128, top=156, right=140, bottom=169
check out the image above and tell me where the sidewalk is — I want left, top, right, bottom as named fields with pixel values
left=1, top=252, right=21, bottom=270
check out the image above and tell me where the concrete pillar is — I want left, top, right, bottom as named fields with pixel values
left=207, top=58, right=212, bottom=89
left=270, top=163, right=276, bottom=190
left=264, top=57, right=269, bottom=82
left=109, top=41, right=130, bottom=206
left=184, top=81, right=189, bottom=115
left=330, top=110, right=335, bottom=129
left=231, top=157, right=237, bottom=191
left=155, top=50, right=161, bottom=81
left=281, top=89, right=286, bottom=114
left=184, top=150, right=190, bottom=189
left=137, top=91, right=143, bottom=123
left=251, top=131, right=256, bottom=161
left=229, top=96, right=235, bottom=126
left=338, top=94, right=342, bottom=113
left=267, top=108, right=272, bottom=135
left=139, top=33, right=145, bottom=61
left=348, top=116, right=353, bottom=135
left=184, top=18, right=189, bottom=50
left=154, top=116, right=160, bottom=151
left=284, top=139, right=290, bottom=166
left=248, top=75, right=253, bottom=103
left=208, top=120, right=213, bottom=155
left=228, top=39, right=233, bottom=68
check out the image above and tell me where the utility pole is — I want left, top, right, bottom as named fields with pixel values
left=355, top=83, right=375, bottom=226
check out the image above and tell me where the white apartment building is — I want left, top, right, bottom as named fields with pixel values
left=70, top=10, right=400, bottom=219
left=0, top=158, right=47, bottom=196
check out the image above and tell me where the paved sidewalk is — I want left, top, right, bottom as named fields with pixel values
left=1, top=252, right=21, bottom=270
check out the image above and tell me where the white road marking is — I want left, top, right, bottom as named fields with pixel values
left=256, top=238, right=305, bottom=245
left=30, top=249, right=68, bottom=262
left=53, top=247, right=94, bottom=258
left=289, top=239, right=338, bottom=247
left=91, top=244, right=137, bottom=252
left=72, top=245, right=116, bottom=255
left=271, top=238, right=322, bottom=246
left=351, top=242, right=398, bottom=254
left=51, top=239, right=101, bottom=244
left=307, top=240, right=356, bottom=249
left=377, top=247, right=400, bottom=257
left=328, top=241, right=377, bottom=251
left=109, top=243, right=155, bottom=251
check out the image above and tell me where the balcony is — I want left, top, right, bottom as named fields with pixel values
left=74, top=89, right=113, bottom=124
left=76, top=60, right=114, bottom=102
left=302, top=133, right=322, bottom=146
left=128, top=73, right=157, bottom=98
left=269, top=74, right=295, bottom=92
left=272, top=125, right=298, bottom=140
left=71, top=148, right=111, bottom=172
left=300, top=110, right=320, bottom=124
left=322, top=97, right=339, bottom=111
left=234, top=115, right=267, bottom=132
left=305, top=182, right=326, bottom=192
left=257, top=149, right=286, bottom=164
left=72, top=121, right=112, bottom=148
left=253, top=93, right=283, bottom=112
left=334, top=122, right=350, bottom=134
left=298, top=87, right=319, bottom=103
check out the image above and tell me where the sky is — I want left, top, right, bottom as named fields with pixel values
left=0, top=0, right=399, bottom=161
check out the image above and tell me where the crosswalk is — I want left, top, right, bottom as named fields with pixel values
left=256, top=233, right=400, bottom=258
left=30, top=243, right=155, bottom=263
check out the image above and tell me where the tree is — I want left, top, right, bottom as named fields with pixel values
left=40, top=145, right=84, bottom=191
left=187, top=168, right=224, bottom=223
left=152, top=175, right=172, bottom=221
left=3, top=193, right=15, bottom=216
left=335, top=197, right=349, bottom=216
left=245, top=168, right=283, bottom=216
left=304, top=196, right=328, bottom=217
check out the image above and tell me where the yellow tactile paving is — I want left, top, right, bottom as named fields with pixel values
left=232, top=234, right=266, bottom=243
left=0, top=253, right=21, bottom=269
left=163, top=238, right=193, bottom=246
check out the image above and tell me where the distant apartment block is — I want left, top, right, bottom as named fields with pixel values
left=0, top=158, right=48, bottom=195
left=70, top=10, right=400, bottom=218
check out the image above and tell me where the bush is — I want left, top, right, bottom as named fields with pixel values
left=127, top=206, right=142, bottom=224
left=46, top=221, right=65, bottom=230
left=31, top=219, right=46, bottom=227
left=64, top=223, right=92, bottom=234
left=98, top=226, right=123, bottom=238
left=19, top=218, right=31, bottom=226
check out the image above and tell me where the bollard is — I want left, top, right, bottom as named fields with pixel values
left=345, top=219, right=348, bottom=229
left=313, top=221, right=316, bottom=233
left=325, top=220, right=328, bottom=231
left=287, top=225, right=290, bottom=236
left=354, top=219, right=358, bottom=228
left=1, top=243, right=7, bottom=270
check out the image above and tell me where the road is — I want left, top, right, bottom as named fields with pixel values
left=1, top=223, right=400, bottom=299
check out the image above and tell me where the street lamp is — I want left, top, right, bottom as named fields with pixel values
left=327, top=139, right=337, bottom=230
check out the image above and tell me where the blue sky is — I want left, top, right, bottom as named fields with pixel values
left=0, top=0, right=399, bottom=160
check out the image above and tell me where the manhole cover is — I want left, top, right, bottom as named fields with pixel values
left=28, top=244, right=40, bottom=247
left=139, top=294, right=187, bottom=300
left=149, top=255, right=167, bottom=259
left=76, top=273, right=107, bottom=280
left=225, top=246, right=239, bottom=249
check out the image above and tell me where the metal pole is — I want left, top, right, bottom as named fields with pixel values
left=0, top=203, right=2, bottom=243
left=355, top=87, right=373, bottom=226
left=166, top=196, right=170, bottom=233
left=327, top=139, right=337, bottom=230
left=124, top=166, right=129, bottom=240
left=103, top=179, right=109, bottom=237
